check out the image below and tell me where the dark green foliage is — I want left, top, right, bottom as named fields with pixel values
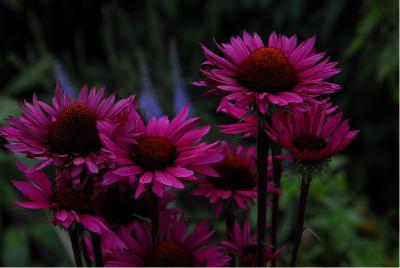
left=277, top=157, right=398, bottom=266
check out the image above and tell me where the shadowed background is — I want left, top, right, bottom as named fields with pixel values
left=0, top=0, right=398, bottom=266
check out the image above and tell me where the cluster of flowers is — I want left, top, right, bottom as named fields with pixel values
left=1, top=31, right=358, bottom=267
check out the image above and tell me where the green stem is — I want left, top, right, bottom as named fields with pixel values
left=225, top=205, right=236, bottom=267
left=150, top=191, right=159, bottom=242
left=68, top=227, right=83, bottom=267
left=290, top=174, right=312, bottom=266
left=80, top=231, right=92, bottom=267
left=271, top=143, right=282, bottom=267
left=91, top=232, right=104, bottom=267
left=256, top=114, right=270, bottom=267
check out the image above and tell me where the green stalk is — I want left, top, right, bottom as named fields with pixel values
left=256, top=114, right=270, bottom=266
left=68, top=227, right=83, bottom=267
left=271, top=143, right=282, bottom=266
left=290, top=174, right=312, bottom=266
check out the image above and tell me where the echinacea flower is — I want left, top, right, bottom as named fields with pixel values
left=191, top=142, right=278, bottom=215
left=216, top=99, right=338, bottom=138
left=195, top=31, right=340, bottom=113
left=106, top=214, right=231, bottom=267
left=220, top=221, right=282, bottom=266
left=265, top=102, right=359, bottom=165
left=101, top=103, right=223, bottom=198
left=0, top=82, right=136, bottom=175
left=11, top=161, right=125, bottom=249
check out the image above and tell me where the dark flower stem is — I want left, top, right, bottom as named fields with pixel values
left=80, top=231, right=92, bottom=267
left=256, top=114, right=270, bottom=267
left=68, top=227, right=83, bottom=267
left=225, top=205, right=236, bottom=267
left=150, top=190, right=159, bottom=242
left=91, top=232, right=104, bottom=267
left=290, top=174, right=312, bottom=266
left=271, top=143, right=282, bottom=267
left=0, top=204, right=3, bottom=266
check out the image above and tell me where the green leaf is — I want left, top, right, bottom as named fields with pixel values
left=377, top=42, right=399, bottom=81
left=345, top=3, right=383, bottom=57
left=28, top=222, right=63, bottom=253
left=0, top=97, right=20, bottom=121
left=3, top=56, right=53, bottom=95
left=348, top=238, right=385, bottom=266
left=1, top=227, right=29, bottom=266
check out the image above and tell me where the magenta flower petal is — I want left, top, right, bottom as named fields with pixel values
left=14, top=201, right=54, bottom=209
left=166, top=167, right=194, bottom=177
left=12, top=180, right=49, bottom=203
left=113, top=166, right=143, bottom=177
left=15, top=161, right=53, bottom=195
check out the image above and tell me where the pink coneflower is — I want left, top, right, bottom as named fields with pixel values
left=101, top=103, right=223, bottom=198
left=106, top=214, right=231, bottom=267
left=216, top=99, right=338, bottom=139
left=11, top=161, right=125, bottom=249
left=0, top=82, right=136, bottom=175
left=265, top=102, right=359, bottom=164
left=220, top=221, right=281, bottom=266
left=191, top=142, right=278, bottom=215
left=195, top=32, right=340, bottom=113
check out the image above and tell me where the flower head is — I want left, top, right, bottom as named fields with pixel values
left=11, top=161, right=125, bottom=249
left=191, top=142, right=278, bottom=215
left=101, top=103, right=223, bottom=198
left=265, top=103, right=359, bottom=165
left=195, top=32, right=340, bottom=113
left=217, top=99, right=338, bottom=139
left=106, top=214, right=230, bottom=267
left=220, top=221, right=282, bottom=266
left=0, top=82, right=136, bottom=175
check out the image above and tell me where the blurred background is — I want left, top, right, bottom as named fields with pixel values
left=0, top=0, right=398, bottom=266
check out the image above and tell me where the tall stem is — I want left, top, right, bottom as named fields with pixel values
left=80, top=231, right=92, bottom=267
left=256, top=114, right=270, bottom=267
left=225, top=206, right=235, bottom=267
left=150, top=191, right=160, bottom=242
left=290, top=174, right=312, bottom=266
left=271, top=143, right=282, bottom=267
left=91, top=232, right=104, bottom=267
left=68, top=227, right=83, bottom=267
left=0, top=205, right=3, bottom=266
